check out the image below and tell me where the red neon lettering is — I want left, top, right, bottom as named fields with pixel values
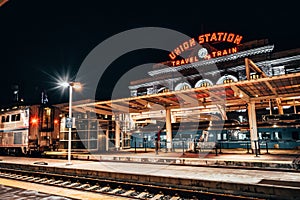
left=222, top=32, right=227, bottom=41
left=174, top=47, right=181, bottom=56
left=217, top=32, right=224, bottom=41
left=204, top=33, right=211, bottom=42
left=234, top=35, right=243, bottom=44
left=179, top=45, right=184, bottom=52
left=227, top=33, right=235, bottom=42
left=210, top=32, right=218, bottom=42
left=199, top=35, right=205, bottom=44
left=169, top=52, right=176, bottom=60
left=183, top=42, right=189, bottom=50
left=189, top=38, right=196, bottom=46
left=232, top=47, right=237, bottom=53
left=169, top=32, right=242, bottom=64
left=190, top=57, right=194, bottom=62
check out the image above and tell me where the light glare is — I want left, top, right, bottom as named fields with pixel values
left=60, top=82, right=69, bottom=87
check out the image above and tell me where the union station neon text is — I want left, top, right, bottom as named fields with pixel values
left=168, top=32, right=243, bottom=60
left=170, top=47, right=238, bottom=66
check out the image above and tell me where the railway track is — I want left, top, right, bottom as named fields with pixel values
left=0, top=166, right=263, bottom=200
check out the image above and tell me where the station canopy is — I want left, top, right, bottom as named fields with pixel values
left=56, top=71, right=300, bottom=116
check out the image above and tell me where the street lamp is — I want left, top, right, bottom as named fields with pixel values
left=61, top=81, right=81, bottom=165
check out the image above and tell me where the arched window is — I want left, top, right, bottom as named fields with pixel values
left=157, top=87, right=169, bottom=93
left=216, top=75, right=238, bottom=85
left=195, top=79, right=213, bottom=88
left=174, top=82, right=192, bottom=91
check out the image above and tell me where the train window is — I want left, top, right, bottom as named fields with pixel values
left=11, top=114, right=20, bottom=122
left=273, top=132, right=282, bottom=140
left=292, top=131, right=299, bottom=140
left=5, top=115, right=9, bottom=122
left=258, top=132, right=262, bottom=140
left=217, top=133, right=221, bottom=140
left=262, top=132, right=271, bottom=140
left=40, top=107, right=54, bottom=131
left=1, top=116, right=5, bottom=123
left=223, top=133, right=227, bottom=140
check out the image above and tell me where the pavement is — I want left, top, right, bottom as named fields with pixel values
left=44, top=148, right=300, bottom=170
left=1, top=149, right=300, bottom=199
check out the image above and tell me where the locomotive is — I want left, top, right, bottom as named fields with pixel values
left=0, top=104, right=60, bottom=156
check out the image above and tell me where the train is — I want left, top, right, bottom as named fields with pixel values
left=130, top=119, right=300, bottom=150
left=0, top=104, right=60, bottom=156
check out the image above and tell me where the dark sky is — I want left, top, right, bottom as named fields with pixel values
left=0, top=0, right=299, bottom=105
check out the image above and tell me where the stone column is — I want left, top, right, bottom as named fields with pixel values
left=115, top=121, right=121, bottom=150
left=166, top=108, right=172, bottom=151
left=247, top=101, right=259, bottom=153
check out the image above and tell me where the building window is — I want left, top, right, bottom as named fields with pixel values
left=223, top=78, right=234, bottom=84
left=250, top=73, right=261, bottom=80
left=182, top=85, right=190, bottom=90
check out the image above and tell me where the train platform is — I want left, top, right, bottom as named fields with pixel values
left=44, top=148, right=300, bottom=170
left=0, top=152, right=300, bottom=200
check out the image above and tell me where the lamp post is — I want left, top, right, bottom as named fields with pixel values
left=61, top=82, right=81, bottom=165
left=67, top=83, right=73, bottom=165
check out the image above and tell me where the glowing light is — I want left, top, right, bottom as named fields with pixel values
left=60, top=82, right=69, bottom=87
left=59, top=81, right=82, bottom=89
left=70, top=82, right=82, bottom=89
left=40, top=66, right=74, bottom=99
left=31, top=118, right=38, bottom=124
left=54, top=119, right=59, bottom=124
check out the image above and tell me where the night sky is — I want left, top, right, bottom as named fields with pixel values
left=0, top=0, right=299, bottom=106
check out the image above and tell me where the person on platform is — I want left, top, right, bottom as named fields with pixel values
left=155, top=126, right=161, bottom=154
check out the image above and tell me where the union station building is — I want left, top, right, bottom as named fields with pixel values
left=56, top=32, right=300, bottom=153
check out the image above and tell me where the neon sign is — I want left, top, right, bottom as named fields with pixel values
left=168, top=32, right=243, bottom=67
